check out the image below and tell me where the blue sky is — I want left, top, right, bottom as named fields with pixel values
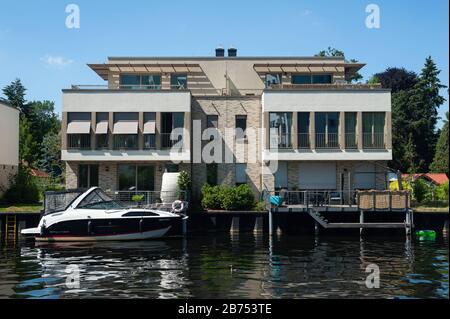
left=0, top=0, right=448, bottom=127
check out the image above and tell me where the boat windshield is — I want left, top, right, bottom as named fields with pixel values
left=77, top=189, right=124, bottom=210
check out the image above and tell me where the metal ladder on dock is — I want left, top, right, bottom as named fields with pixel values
left=307, top=208, right=411, bottom=231
left=4, top=215, right=17, bottom=241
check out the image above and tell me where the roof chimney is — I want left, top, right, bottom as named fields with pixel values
left=228, top=46, right=237, bottom=57
left=215, top=46, right=225, bottom=57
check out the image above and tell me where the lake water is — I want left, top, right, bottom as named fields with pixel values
left=0, top=233, right=448, bottom=299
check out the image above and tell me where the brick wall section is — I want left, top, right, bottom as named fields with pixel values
left=65, top=162, right=78, bottom=189
left=191, top=97, right=262, bottom=199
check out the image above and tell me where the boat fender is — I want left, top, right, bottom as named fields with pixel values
left=139, top=218, right=144, bottom=233
left=172, top=200, right=185, bottom=214
left=87, top=221, right=92, bottom=235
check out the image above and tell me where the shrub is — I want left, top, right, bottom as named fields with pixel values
left=177, top=170, right=191, bottom=191
left=1, top=166, right=40, bottom=204
left=413, top=179, right=431, bottom=203
left=201, top=184, right=255, bottom=211
left=436, top=182, right=449, bottom=201
left=254, top=201, right=267, bottom=212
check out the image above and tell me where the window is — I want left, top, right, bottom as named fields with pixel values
left=161, top=112, right=184, bottom=148
left=78, top=164, right=99, bottom=189
left=113, top=112, right=139, bottom=149
left=120, top=74, right=161, bottom=90
left=269, top=112, right=292, bottom=149
left=165, top=164, right=179, bottom=173
left=206, top=163, right=218, bottom=186
left=315, top=112, right=340, bottom=148
left=235, top=164, right=247, bottom=185
left=207, top=115, right=218, bottom=129
left=95, top=112, right=109, bottom=149
left=118, top=165, right=155, bottom=191
left=292, top=74, right=332, bottom=84
left=67, top=112, right=91, bottom=149
left=143, top=112, right=156, bottom=149
left=363, top=112, right=385, bottom=149
left=96, top=134, right=108, bottom=149
left=298, top=112, right=310, bottom=148
left=265, top=73, right=282, bottom=88
left=68, top=134, right=91, bottom=149
left=235, top=115, right=247, bottom=139
left=345, top=112, right=357, bottom=149
left=171, top=74, right=187, bottom=89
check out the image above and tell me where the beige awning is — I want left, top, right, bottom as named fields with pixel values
left=67, top=121, right=91, bottom=134
left=143, top=121, right=156, bottom=134
left=113, top=121, right=138, bottom=134
left=95, top=121, right=109, bottom=134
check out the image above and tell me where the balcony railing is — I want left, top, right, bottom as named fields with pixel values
left=297, top=133, right=310, bottom=149
left=270, top=133, right=292, bottom=149
left=344, top=133, right=358, bottom=149
left=363, top=133, right=385, bottom=149
left=113, top=134, right=138, bottom=150
left=144, top=134, right=156, bottom=149
left=161, top=133, right=184, bottom=149
left=315, top=133, right=339, bottom=149
left=67, top=134, right=91, bottom=150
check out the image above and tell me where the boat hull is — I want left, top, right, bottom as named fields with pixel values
left=34, top=216, right=184, bottom=242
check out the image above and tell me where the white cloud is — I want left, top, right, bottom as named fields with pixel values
left=41, top=55, right=74, bottom=69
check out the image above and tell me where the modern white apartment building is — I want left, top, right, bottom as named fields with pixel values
left=0, top=99, right=19, bottom=196
left=62, top=48, right=392, bottom=200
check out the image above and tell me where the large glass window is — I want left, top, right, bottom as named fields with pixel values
left=161, top=112, right=184, bottom=148
left=171, top=74, right=187, bottom=89
left=235, top=115, right=247, bottom=139
left=265, top=74, right=282, bottom=88
left=363, top=112, right=385, bottom=149
left=298, top=112, right=310, bottom=148
left=345, top=112, right=357, bottom=149
left=235, top=164, right=247, bottom=185
left=120, top=74, right=161, bottom=90
left=292, top=74, right=332, bottom=84
left=118, top=165, right=155, bottom=191
left=315, top=112, right=340, bottom=148
left=207, top=163, right=218, bottom=186
left=269, top=112, right=292, bottom=149
left=78, top=164, right=99, bottom=189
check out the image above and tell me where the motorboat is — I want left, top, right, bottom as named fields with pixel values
left=21, top=187, right=188, bottom=242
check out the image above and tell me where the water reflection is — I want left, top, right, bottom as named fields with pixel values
left=0, top=233, right=448, bottom=299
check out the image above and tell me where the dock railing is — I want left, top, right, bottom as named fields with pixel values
left=357, top=190, right=410, bottom=212
left=106, top=190, right=188, bottom=211
left=267, top=190, right=358, bottom=207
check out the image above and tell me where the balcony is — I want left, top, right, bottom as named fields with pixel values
left=344, top=133, right=358, bottom=149
left=161, top=133, right=184, bottom=149
left=297, top=133, right=310, bottom=149
left=113, top=135, right=138, bottom=150
left=67, top=134, right=91, bottom=150
left=315, top=133, right=339, bottom=149
left=270, top=133, right=292, bottom=150
left=363, top=133, right=385, bottom=149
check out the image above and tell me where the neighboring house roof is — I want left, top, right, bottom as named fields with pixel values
left=30, top=168, right=50, bottom=178
left=402, top=173, right=449, bottom=186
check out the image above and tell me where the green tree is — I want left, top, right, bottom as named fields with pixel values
left=2, top=78, right=27, bottom=111
left=373, top=67, right=418, bottom=93
left=430, top=112, right=449, bottom=175
left=18, top=115, right=36, bottom=165
left=38, top=132, right=62, bottom=177
left=315, top=47, right=363, bottom=82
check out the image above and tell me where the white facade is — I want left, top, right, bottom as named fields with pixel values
left=0, top=101, right=19, bottom=194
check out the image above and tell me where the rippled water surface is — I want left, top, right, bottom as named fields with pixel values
left=0, top=233, right=448, bottom=299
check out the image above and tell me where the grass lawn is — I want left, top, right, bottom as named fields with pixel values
left=0, top=203, right=43, bottom=213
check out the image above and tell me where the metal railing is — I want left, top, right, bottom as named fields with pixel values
left=344, top=133, right=357, bottom=149
left=269, top=190, right=358, bottom=207
left=113, top=134, right=139, bottom=150
left=298, top=133, right=310, bottom=149
left=106, top=190, right=188, bottom=210
left=161, top=133, right=184, bottom=149
left=363, top=133, right=385, bottom=149
left=269, top=133, right=292, bottom=149
left=67, top=134, right=91, bottom=150
left=315, top=133, right=340, bottom=149
left=144, top=134, right=156, bottom=149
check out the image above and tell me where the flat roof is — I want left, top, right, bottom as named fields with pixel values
left=107, top=56, right=347, bottom=61
left=0, top=99, right=19, bottom=112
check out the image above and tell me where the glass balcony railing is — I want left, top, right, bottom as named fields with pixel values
left=67, top=134, right=91, bottom=150
left=161, top=133, right=184, bottom=149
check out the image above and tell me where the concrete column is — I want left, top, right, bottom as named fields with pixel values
left=309, top=112, right=315, bottom=149
left=138, top=112, right=144, bottom=150
left=230, top=216, right=240, bottom=233
left=61, top=112, right=68, bottom=150
left=357, top=112, right=363, bottom=150
left=156, top=112, right=162, bottom=150
left=91, top=112, right=96, bottom=150
left=292, top=112, right=298, bottom=149
left=263, top=112, right=269, bottom=150
left=108, top=112, right=114, bottom=149
left=385, top=112, right=392, bottom=149
left=339, top=112, right=345, bottom=149
left=253, top=216, right=263, bottom=234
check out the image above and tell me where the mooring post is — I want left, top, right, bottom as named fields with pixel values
left=230, top=216, right=240, bottom=233
left=210, top=216, right=217, bottom=228
left=253, top=216, right=263, bottom=234
left=314, top=221, right=319, bottom=235
left=269, top=211, right=273, bottom=236
left=18, top=220, right=26, bottom=238
left=360, top=211, right=364, bottom=236
left=443, top=220, right=449, bottom=234
left=405, top=210, right=411, bottom=236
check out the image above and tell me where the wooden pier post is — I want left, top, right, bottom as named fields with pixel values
left=443, top=220, right=449, bottom=234
left=269, top=211, right=273, bottom=236
left=230, top=216, right=240, bottom=233
left=360, top=211, right=364, bottom=236
left=182, top=218, right=187, bottom=236
left=405, top=210, right=411, bottom=236
left=253, top=216, right=263, bottom=234
left=18, top=220, right=26, bottom=238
